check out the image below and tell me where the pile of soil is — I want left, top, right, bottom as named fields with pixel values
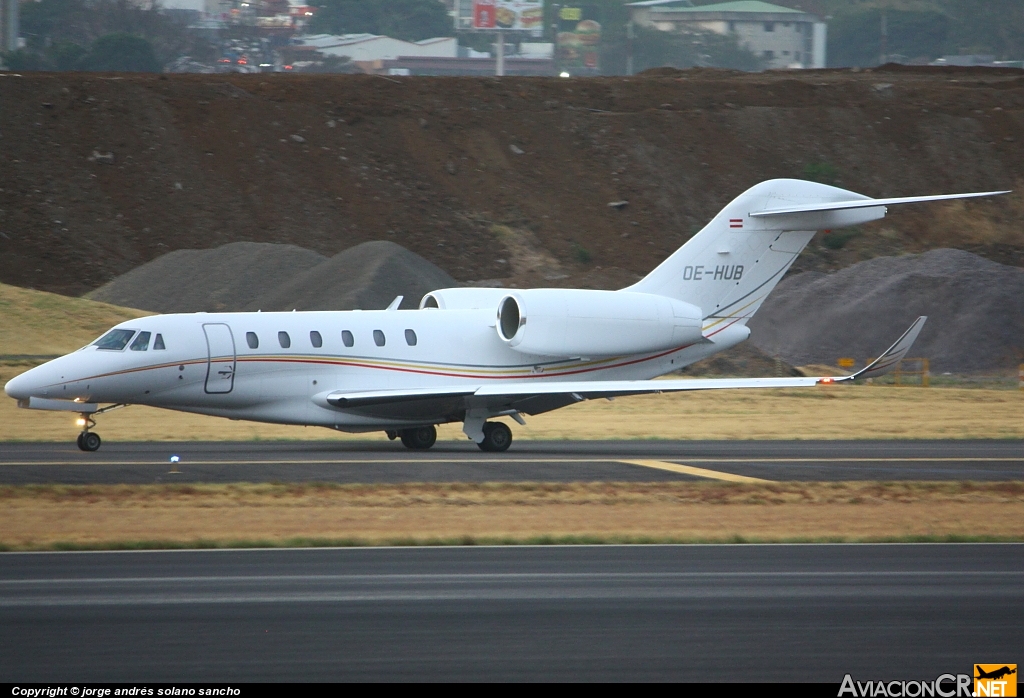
left=747, top=249, right=1024, bottom=372
left=88, top=240, right=456, bottom=312
left=245, top=240, right=456, bottom=311
left=86, top=242, right=327, bottom=312
left=1, top=68, right=1022, bottom=299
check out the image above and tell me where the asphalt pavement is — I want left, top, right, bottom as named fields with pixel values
left=0, top=440, right=1021, bottom=483
left=1, top=544, right=1020, bottom=681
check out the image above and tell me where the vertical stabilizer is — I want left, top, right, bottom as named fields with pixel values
left=625, top=179, right=882, bottom=336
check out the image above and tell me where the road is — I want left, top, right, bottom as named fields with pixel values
left=0, top=440, right=1022, bottom=484
left=1, top=544, right=1020, bottom=681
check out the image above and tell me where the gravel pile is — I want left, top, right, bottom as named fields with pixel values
left=748, top=249, right=1024, bottom=372
left=246, top=241, right=456, bottom=311
left=86, top=242, right=327, bottom=313
left=86, top=241, right=456, bottom=313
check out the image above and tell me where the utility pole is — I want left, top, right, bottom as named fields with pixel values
left=495, top=29, right=505, bottom=76
left=626, top=19, right=635, bottom=76
left=552, top=3, right=559, bottom=77
left=880, top=9, right=887, bottom=65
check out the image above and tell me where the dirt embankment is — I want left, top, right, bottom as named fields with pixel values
left=1, top=67, right=1023, bottom=297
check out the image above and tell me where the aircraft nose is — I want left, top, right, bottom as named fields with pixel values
left=4, top=364, right=51, bottom=400
left=4, top=371, right=33, bottom=400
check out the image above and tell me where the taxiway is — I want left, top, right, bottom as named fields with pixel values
left=0, top=439, right=1021, bottom=484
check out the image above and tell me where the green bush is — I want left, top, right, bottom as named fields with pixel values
left=802, top=162, right=839, bottom=186
left=822, top=228, right=860, bottom=250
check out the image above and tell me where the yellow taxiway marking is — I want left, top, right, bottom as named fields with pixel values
left=621, top=459, right=770, bottom=483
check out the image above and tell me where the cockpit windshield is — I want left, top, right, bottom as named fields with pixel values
left=93, top=329, right=137, bottom=351
left=129, top=331, right=151, bottom=351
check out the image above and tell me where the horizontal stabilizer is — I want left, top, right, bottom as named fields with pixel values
left=750, top=191, right=1009, bottom=217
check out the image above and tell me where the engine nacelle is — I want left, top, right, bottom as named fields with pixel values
left=420, top=287, right=509, bottom=310
left=495, top=289, right=703, bottom=358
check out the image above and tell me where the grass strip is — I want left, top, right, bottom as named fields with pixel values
left=4, top=482, right=1022, bottom=550
left=2, top=533, right=1022, bottom=553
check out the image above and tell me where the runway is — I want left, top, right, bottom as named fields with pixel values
left=0, top=440, right=1022, bottom=484
left=1, top=544, right=1020, bottom=681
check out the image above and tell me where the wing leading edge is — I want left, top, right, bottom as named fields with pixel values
left=322, top=317, right=927, bottom=414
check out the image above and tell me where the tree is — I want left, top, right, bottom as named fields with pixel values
left=10, top=0, right=212, bottom=71
left=81, top=33, right=161, bottom=72
left=828, top=8, right=950, bottom=67
left=309, top=0, right=453, bottom=41
left=602, top=25, right=764, bottom=74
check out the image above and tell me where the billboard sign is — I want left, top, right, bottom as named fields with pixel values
left=473, top=0, right=496, bottom=28
left=557, top=7, right=600, bottom=71
left=472, top=0, right=544, bottom=31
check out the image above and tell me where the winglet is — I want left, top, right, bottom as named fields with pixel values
left=819, top=316, right=927, bottom=384
left=386, top=296, right=404, bottom=311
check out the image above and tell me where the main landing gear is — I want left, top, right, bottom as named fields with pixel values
left=398, top=426, right=437, bottom=450
left=478, top=421, right=512, bottom=452
left=388, top=421, right=513, bottom=452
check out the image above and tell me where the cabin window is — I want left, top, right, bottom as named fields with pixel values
left=129, top=331, right=151, bottom=351
left=373, top=329, right=386, bottom=347
left=93, top=329, right=136, bottom=351
left=764, top=21, right=774, bottom=32
left=405, top=329, right=417, bottom=346
left=246, top=332, right=259, bottom=349
left=310, top=331, right=323, bottom=348
left=153, top=333, right=166, bottom=350
left=342, top=330, right=354, bottom=347
left=278, top=331, right=291, bottom=349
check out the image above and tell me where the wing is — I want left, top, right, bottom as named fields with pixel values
left=321, top=318, right=927, bottom=418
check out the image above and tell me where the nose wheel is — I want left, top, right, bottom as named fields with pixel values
left=77, top=430, right=102, bottom=452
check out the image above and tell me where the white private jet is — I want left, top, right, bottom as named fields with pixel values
left=4, top=179, right=1008, bottom=452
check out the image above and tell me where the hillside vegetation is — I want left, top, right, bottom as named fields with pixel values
left=0, top=282, right=148, bottom=357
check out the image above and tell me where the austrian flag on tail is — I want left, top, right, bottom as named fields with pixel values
left=729, top=218, right=743, bottom=228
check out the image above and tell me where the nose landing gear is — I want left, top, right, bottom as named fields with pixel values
left=74, top=404, right=127, bottom=452
left=76, top=414, right=101, bottom=452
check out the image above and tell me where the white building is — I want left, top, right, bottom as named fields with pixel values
left=297, top=34, right=458, bottom=62
left=627, top=0, right=826, bottom=70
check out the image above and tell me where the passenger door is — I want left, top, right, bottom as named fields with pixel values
left=203, top=323, right=236, bottom=394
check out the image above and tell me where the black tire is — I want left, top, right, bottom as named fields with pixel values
left=76, top=432, right=85, bottom=450
left=80, top=432, right=101, bottom=452
left=478, top=421, right=512, bottom=452
left=400, top=426, right=437, bottom=450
